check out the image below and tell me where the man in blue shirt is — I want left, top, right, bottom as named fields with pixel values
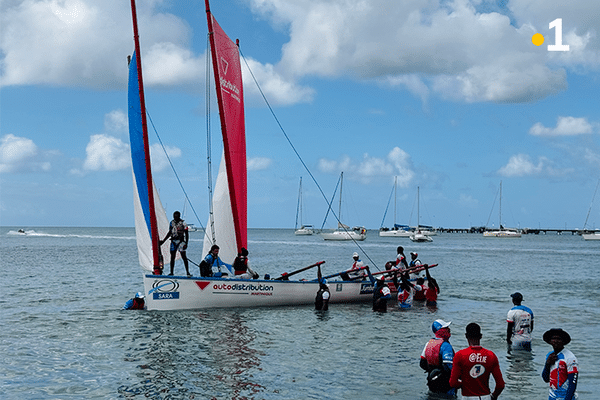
left=420, top=319, right=455, bottom=395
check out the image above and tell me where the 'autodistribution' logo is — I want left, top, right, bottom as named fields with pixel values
left=213, top=283, right=274, bottom=292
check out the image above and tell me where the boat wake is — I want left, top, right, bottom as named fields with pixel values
left=7, top=230, right=135, bottom=240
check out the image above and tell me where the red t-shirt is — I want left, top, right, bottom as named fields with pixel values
left=449, top=345, right=505, bottom=396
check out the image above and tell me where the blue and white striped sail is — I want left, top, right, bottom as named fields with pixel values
left=128, top=51, right=171, bottom=271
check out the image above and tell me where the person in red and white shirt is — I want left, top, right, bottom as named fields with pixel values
left=449, top=323, right=505, bottom=400
left=542, top=328, right=578, bottom=400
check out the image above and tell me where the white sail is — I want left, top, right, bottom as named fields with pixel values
left=203, top=152, right=237, bottom=265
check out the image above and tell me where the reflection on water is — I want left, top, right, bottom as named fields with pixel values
left=504, top=347, right=537, bottom=397
left=118, top=311, right=265, bottom=399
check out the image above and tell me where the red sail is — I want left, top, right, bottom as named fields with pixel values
left=206, top=3, right=247, bottom=252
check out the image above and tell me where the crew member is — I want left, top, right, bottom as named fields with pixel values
left=542, top=328, right=578, bottom=400
left=123, top=292, right=145, bottom=310
left=450, top=323, right=505, bottom=400
left=506, top=292, right=534, bottom=350
left=420, top=319, right=455, bottom=395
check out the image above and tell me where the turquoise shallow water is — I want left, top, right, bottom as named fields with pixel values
left=1, top=227, right=598, bottom=399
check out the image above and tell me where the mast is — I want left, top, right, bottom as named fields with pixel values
left=393, top=176, right=397, bottom=226
left=295, top=177, right=302, bottom=230
left=130, top=0, right=160, bottom=269
left=338, top=172, right=344, bottom=225
left=499, top=180, right=502, bottom=229
left=417, top=186, right=420, bottom=230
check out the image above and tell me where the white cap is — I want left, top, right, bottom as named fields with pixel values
left=353, top=252, right=359, bottom=257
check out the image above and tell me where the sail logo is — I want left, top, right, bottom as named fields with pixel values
left=213, top=283, right=274, bottom=292
left=220, top=57, right=229, bottom=75
left=220, top=76, right=241, bottom=103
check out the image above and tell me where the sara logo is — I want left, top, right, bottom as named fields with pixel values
left=151, top=279, right=180, bottom=300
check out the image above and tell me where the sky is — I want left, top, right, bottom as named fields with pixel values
left=1, top=0, right=600, bottom=230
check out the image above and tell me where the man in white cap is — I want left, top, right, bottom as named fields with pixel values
left=123, top=292, right=145, bottom=310
left=506, top=292, right=534, bottom=350
left=420, top=319, right=455, bottom=395
left=348, top=252, right=366, bottom=280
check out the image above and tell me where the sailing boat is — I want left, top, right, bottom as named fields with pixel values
left=320, top=172, right=367, bottom=241
left=379, top=176, right=412, bottom=237
left=409, top=186, right=433, bottom=242
left=294, top=177, right=313, bottom=235
left=483, top=181, right=521, bottom=237
left=581, top=178, right=600, bottom=240
left=129, top=0, right=373, bottom=310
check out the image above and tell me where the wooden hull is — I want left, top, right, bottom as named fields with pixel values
left=143, top=275, right=374, bottom=310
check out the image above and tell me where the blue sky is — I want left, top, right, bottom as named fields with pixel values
left=1, top=0, right=600, bottom=230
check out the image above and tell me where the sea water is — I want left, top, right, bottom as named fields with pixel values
left=1, top=227, right=598, bottom=399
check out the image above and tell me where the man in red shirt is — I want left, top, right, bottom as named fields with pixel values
left=449, top=323, right=505, bottom=400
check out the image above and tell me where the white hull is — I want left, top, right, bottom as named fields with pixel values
left=143, top=275, right=374, bottom=310
left=379, top=229, right=412, bottom=237
left=321, top=230, right=367, bottom=241
left=582, top=233, right=600, bottom=240
left=483, top=230, right=521, bottom=237
left=294, top=226, right=314, bottom=235
left=409, top=233, right=433, bottom=242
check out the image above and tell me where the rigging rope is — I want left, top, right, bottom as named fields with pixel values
left=239, top=49, right=380, bottom=270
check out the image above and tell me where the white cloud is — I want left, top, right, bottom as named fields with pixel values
left=2, top=0, right=599, bottom=105
left=251, top=0, right=599, bottom=103
left=104, top=109, right=128, bottom=132
left=78, top=134, right=182, bottom=173
left=242, top=58, right=314, bottom=106
left=247, top=157, right=272, bottom=171
left=150, top=143, right=181, bottom=172
left=317, top=146, right=414, bottom=185
left=82, top=134, right=130, bottom=171
left=0, top=134, right=53, bottom=173
left=529, top=116, right=595, bottom=136
left=498, top=154, right=545, bottom=177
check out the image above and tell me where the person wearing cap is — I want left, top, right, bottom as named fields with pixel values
left=123, top=292, right=145, bottom=310
left=449, top=323, right=505, bottom=400
left=542, top=328, right=578, bottom=400
left=506, top=292, right=534, bottom=350
left=347, top=252, right=366, bottom=280
left=366, top=268, right=390, bottom=312
left=420, top=319, right=455, bottom=395
left=159, top=211, right=191, bottom=277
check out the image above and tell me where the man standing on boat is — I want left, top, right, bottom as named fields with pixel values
left=420, top=319, right=455, bottom=396
left=542, top=328, right=578, bottom=400
left=159, top=211, right=190, bottom=277
left=506, top=292, right=534, bottom=350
